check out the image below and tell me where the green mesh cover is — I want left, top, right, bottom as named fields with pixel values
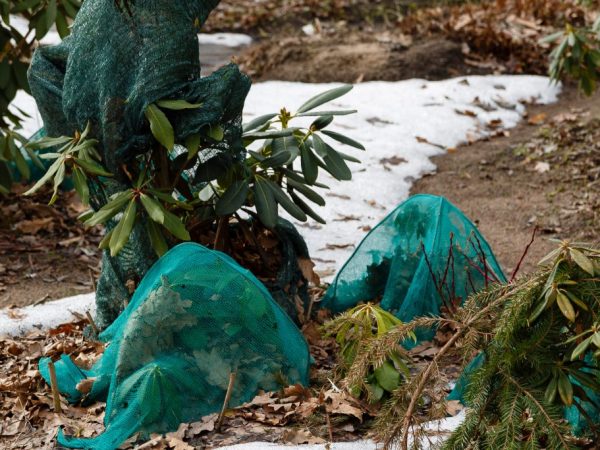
left=321, top=194, right=507, bottom=341
left=39, top=243, right=310, bottom=449
left=27, top=0, right=252, bottom=330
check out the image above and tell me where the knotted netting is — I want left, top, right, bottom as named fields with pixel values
left=321, top=194, right=507, bottom=341
left=39, top=243, right=310, bottom=449
left=27, top=0, right=252, bottom=329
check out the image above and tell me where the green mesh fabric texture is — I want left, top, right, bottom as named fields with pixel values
left=321, top=194, right=507, bottom=341
left=39, top=243, right=310, bottom=449
left=27, top=0, right=251, bottom=329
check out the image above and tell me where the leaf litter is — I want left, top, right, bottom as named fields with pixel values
left=0, top=290, right=464, bottom=449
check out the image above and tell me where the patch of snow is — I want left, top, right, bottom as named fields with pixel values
left=302, top=23, right=317, bottom=36
left=243, top=76, right=560, bottom=280
left=11, top=76, right=560, bottom=282
left=216, top=412, right=466, bottom=449
left=219, top=441, right=377, bottom=450
left=9, top=14, right=251, bottom=49
left=9, top=15, right=62, bottom=46
left=0, top=293, right=95, bottom=338
left=198, top=33, right=253, bottom=48
left=12, top=91, right=44, bottom=139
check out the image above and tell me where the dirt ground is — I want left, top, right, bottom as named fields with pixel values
left=412, top=86, right=600, bottom=277
left=0, top=188, right=102, bottom=309
left=238, top=35, right=489, bottom=83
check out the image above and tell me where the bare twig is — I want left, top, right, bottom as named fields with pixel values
left=421, top=242, right=454, bottom=313
left=385, top=279, right=541, bottom=450
left=510, top=226, right=538, bottom=282
left=216, top=371, right=237, bottom=432
left=88, top=268, right=97, bottom=292
left=85, top=311, right=100, bottom=337
left=48, top=361, right=62, bottom=414
left=325, top=410, right=334, bottom=443
left=213, top=216, right=230, bottom=252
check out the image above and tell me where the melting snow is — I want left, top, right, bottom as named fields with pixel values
left=4, top=76, right=560, bottom=336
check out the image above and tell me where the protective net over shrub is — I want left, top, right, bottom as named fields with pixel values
left=321, top=194, right=507, bottom=341
left=27, top=0, right=251, bottom=330
left=39, top=243, right=310, bottom=449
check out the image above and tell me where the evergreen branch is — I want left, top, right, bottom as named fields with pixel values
left=502, top=371, right=573, bottom=449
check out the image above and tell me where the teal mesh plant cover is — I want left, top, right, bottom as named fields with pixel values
left=27, top=0, right=252, bottom=330
left=321, top=194, right=507, bottom=341
left=39, top=243, right=310, bottom=449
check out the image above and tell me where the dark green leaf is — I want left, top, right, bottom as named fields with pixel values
left=289, top=191, right=326, bottom=224
left=74, top=157, right=112, bottom=177
left=23, top=156, right=63, bottom=196
left=261, top=150, right=292, bottom=168
left=297, top=110, right=357, bottom=117
left=146, top=219, right=169, bottom=257
left=282, top=169, right=329, bottom=189
left=72, top=166, right=89, bottom=206
left=571, top=336, right=593, bottom=361
left=215, top=179, right=249, bottom=216
left=46, top=0, right=57, bottom=29
left=374, top=361, right=401, bottom=392
left=11, top=141, right=30, bottom=180
left=145, top=104, right=175, bottom=150
left=243, top=128, right=297, bottom=140
left=207, top=125, right=224, bottom=142
left=185, top=133, right=201, bottom=160
left=254, top=177, right=278, bottom=229
left=297, top=85, right=353, bottom=113
left=243, top=113, right=277, bottom=133
left=156, top=99, right=203, bottom=110
left=266, top=179, right=307, bottom=222
left=162, top=209, right=190, bottom=241
left=335, top=148, right=361, bottom=164
left=98, top=228, right=114, bottom=250
left=109, top=200, right=137, bottom=257
left=557, top=290, right=576, bottom=322
left=287, top=178, right=325, bottom=206
left=300, top=146, right=318, bottom=185
left=323, top=148, right=352, bottom=181
left=49, top=160, right=65, bottom=205
left=55, top=11, right=69, bottom=38
left=26, top=136, right=71, bottom=150
left=311, top=115, right=334, bottom=131
left=84, top=190, right=133, bottom=227
left=322, top=129, right=365, bottom=150
left=271, top=136, right=299, bottom=163
left=311, top=134, right=328, bottom=158
left=544, top=376, right=558, bottom=404
left=570, top=248, right=595, bottom=275
left=140, top=193, right=166, bottom=224
left=558, top=372, right=573, bottom=405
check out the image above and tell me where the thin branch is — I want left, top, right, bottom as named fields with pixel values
left=216, top=371, right=237, bottom=432
left=510, top=226, right=538, bottom=282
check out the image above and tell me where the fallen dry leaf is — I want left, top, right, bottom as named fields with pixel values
left=281, top=428, right=326, bottom=445
left=446, top=400, right=464, bottom=416
left=528, top=113, right=547, bottom=125
left=297, top=257, right=320, bottom=286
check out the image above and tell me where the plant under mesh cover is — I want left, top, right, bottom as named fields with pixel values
left=321, top=194, right=507, bottom=341
left=39, top=243, right=310, bottom=449
left=27, top=0, right=251, bottom=329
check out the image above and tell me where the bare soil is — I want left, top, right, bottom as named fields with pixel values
left=411, top=87, right=600, bottom=277
left=0, top=188, right=102, bottom=309
left=239, top=34, right=489, bottom=83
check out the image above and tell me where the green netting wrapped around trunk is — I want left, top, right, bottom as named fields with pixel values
left=321, top=194, right=507, bottom=341
left=39, top=243, right=310, bottom=450
left=27, top=0, right=252, bottom=330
